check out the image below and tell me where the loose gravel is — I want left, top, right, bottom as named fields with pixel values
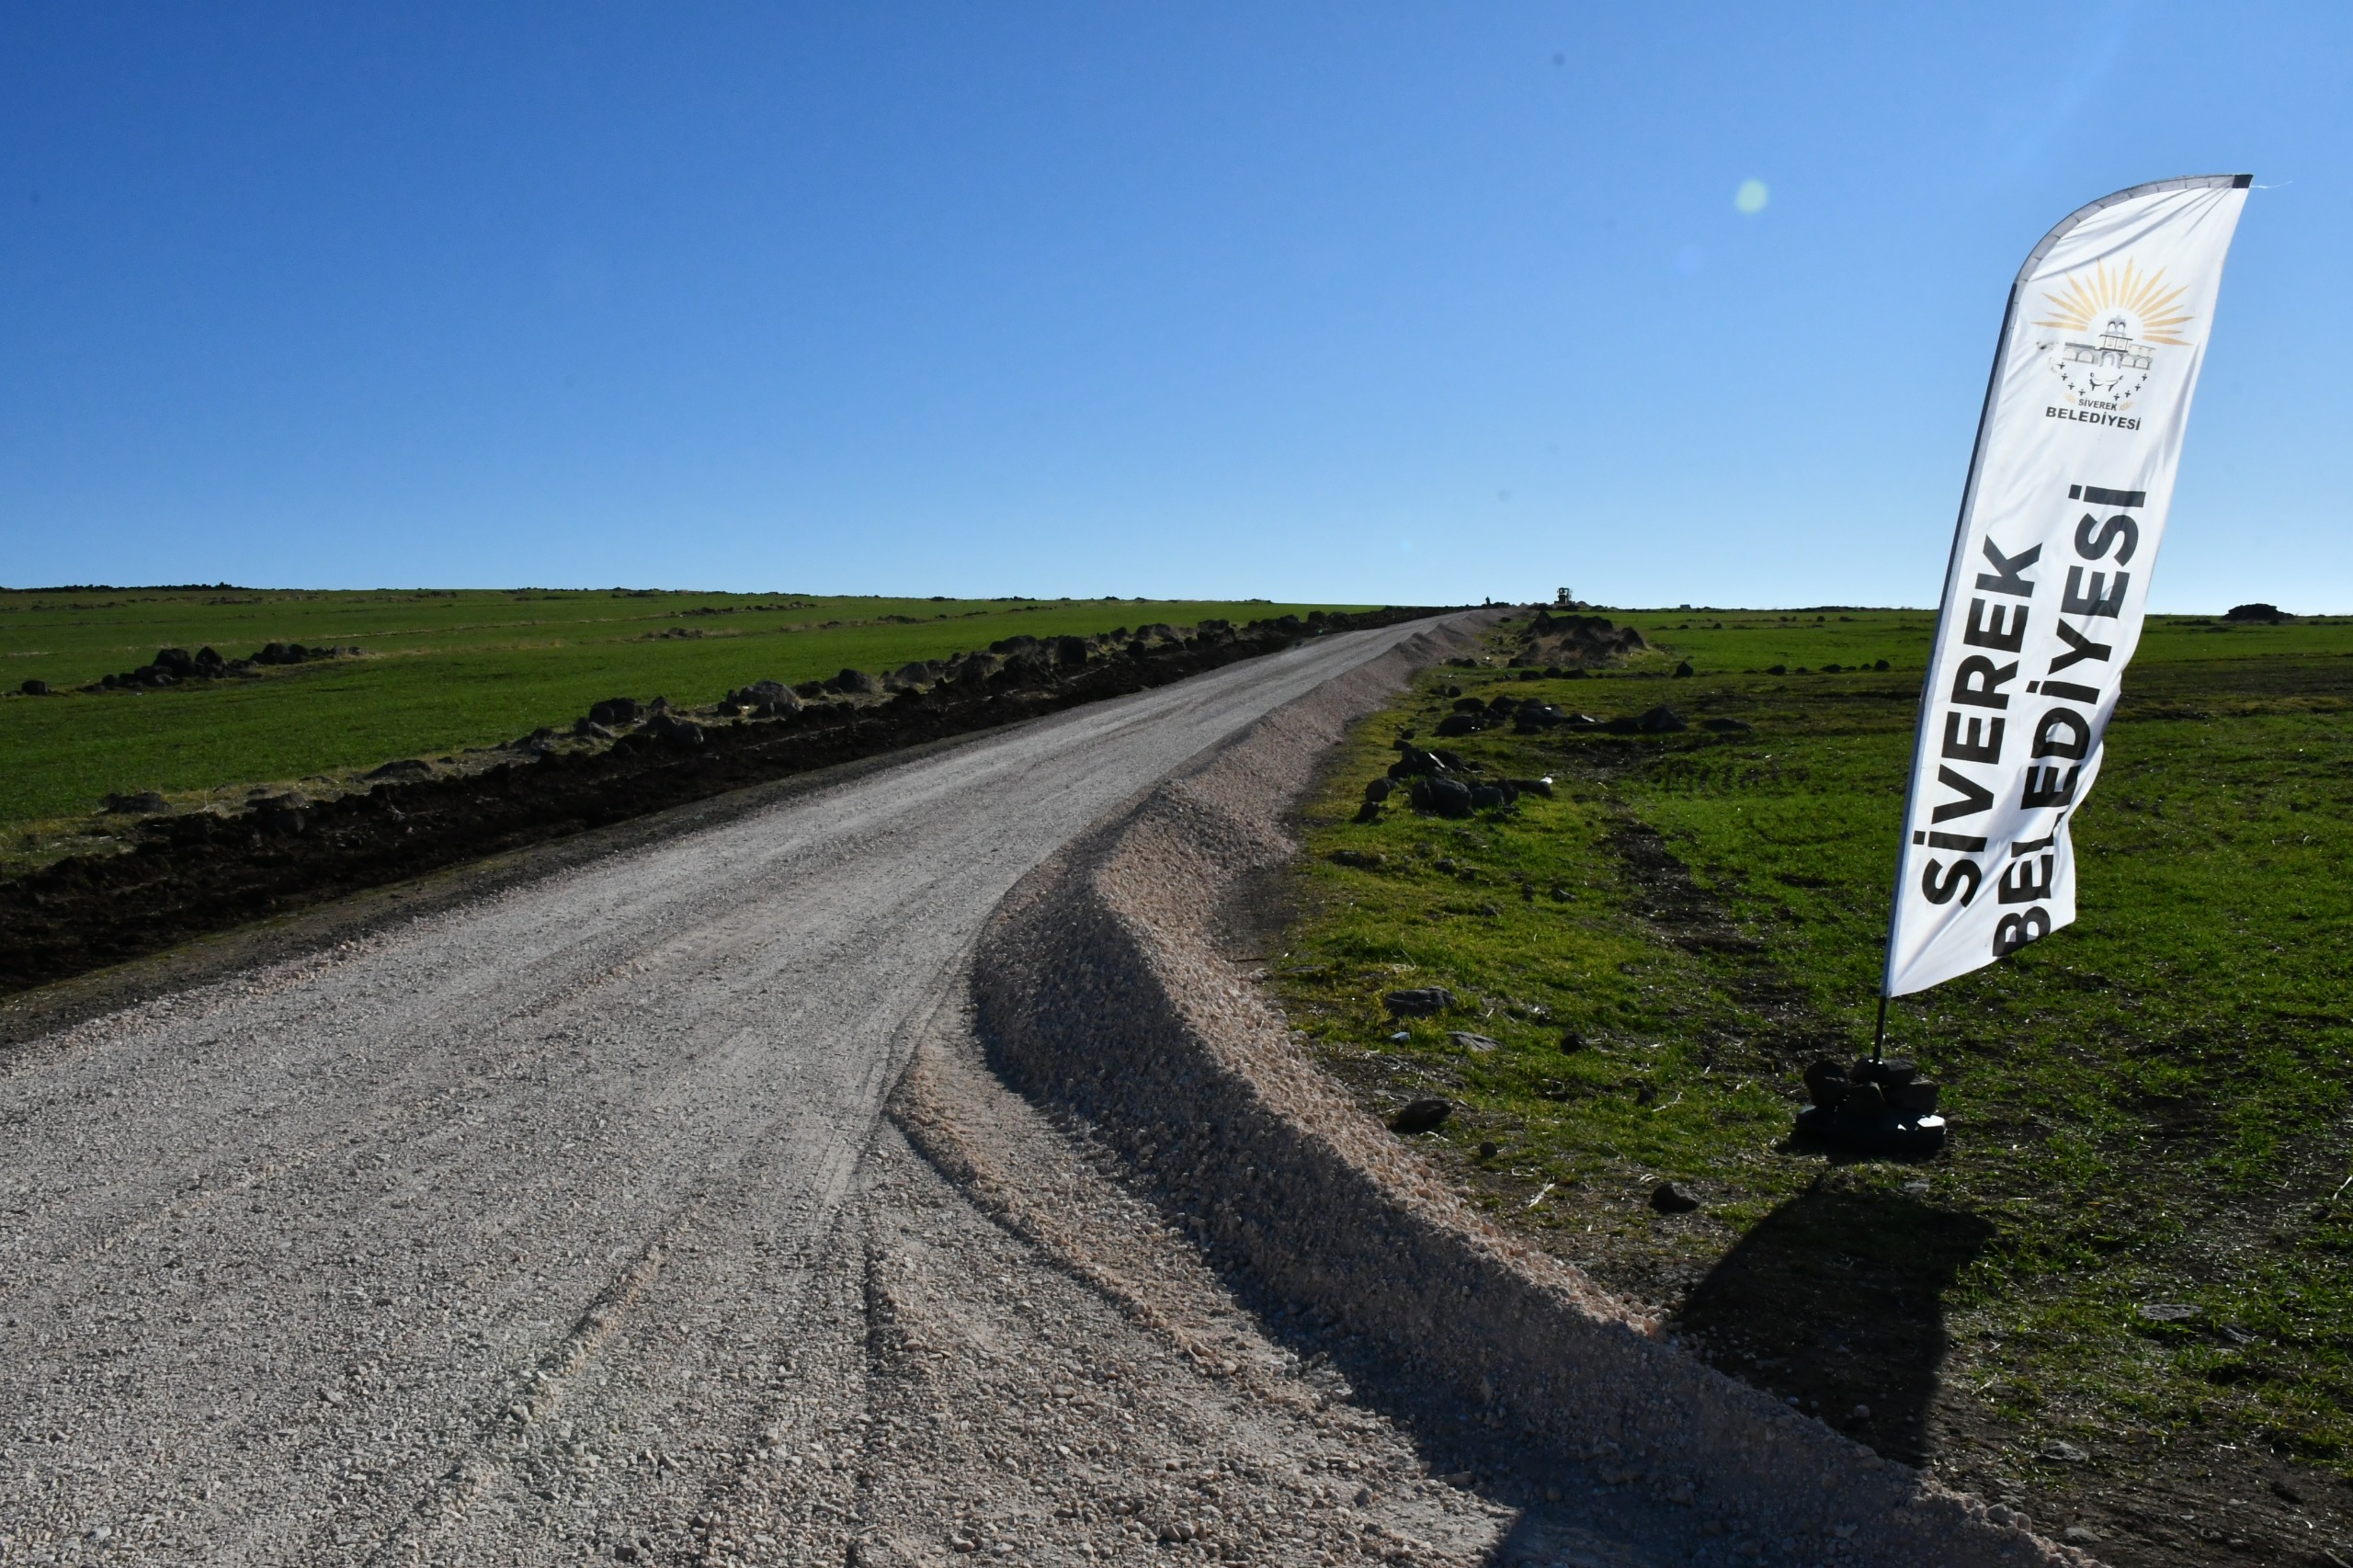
left=2, top=621, right=1497, bottom=1567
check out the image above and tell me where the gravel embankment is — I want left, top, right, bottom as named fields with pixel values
left=968, top=626, right=2092, bottom=1568
left=3, top=620, right=1527, bottom=1567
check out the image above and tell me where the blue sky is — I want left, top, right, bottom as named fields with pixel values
left=2, top=3, right=2346, bottom=608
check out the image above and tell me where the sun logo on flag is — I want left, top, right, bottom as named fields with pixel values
left=2031, top=259, right=2195, bottom=412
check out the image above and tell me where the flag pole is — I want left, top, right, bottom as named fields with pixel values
left=1873, top=273, right=2027, bottom=1061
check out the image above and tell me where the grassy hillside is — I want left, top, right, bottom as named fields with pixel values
left=0, top=588, right=1358, bottom=836
left=1271, top=606, right=2353, bottom=1560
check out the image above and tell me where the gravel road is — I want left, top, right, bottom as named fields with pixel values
left=5, top=620, right=1663, bottom=1567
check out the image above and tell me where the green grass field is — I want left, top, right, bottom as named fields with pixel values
left=1272, top=606, right=2353, bottom=1540
left=0, top=587, right=1358, bottom=844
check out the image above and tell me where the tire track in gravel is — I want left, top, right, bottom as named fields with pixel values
left=4, top=620, right=1543, bottom=1568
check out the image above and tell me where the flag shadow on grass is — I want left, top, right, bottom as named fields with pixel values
left=1668, top=1180, right=1995, bottom=1466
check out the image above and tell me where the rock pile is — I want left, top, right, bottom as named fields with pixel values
left=1374, top=744, right=1545, bottom=819
left=6, top=603, right=1452, bottom=994
left=1510, top=609, right=1646, bottom=669
left=252, top=642, right=357, bottom=665
left=1794, top=1057, right=1947, bottom=1155
left=88, top=642, right=358, bottom=690
left=720, top=680, right=799, bottom=717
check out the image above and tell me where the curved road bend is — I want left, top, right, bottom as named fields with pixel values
left=5, top=619, right=1609, bottom=1566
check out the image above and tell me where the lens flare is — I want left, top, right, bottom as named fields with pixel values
left=1734, top=178, right=1769, bottom=214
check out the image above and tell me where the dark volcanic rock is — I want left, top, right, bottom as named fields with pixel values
left=1390, top=1097, right=1452, bottom=1135
left=1635, top=705, right=1687, bottom=733
left=1649, top=1181, right=1701, bottom=1214
left=1802, top=1058, right=1850, bottom=1108
left=587, top=697, right=643, bottom=726
left=19, top=679, right=49, bottom=697
left=1382, top=987, right=1454, bottom=1017
left=1412, top=776, right=1474, bottom=817
left=640, top=712, right=707, bottom=747
left=102, top=791, right=170, bottom=814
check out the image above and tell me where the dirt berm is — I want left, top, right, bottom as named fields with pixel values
left=967, top=623, right=2092, bottom=1567
left=0, top=607, right=1441, bottom=996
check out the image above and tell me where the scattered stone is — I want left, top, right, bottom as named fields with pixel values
left=1390, top=1097, right=1452, bottom=1135
left=725, top=679, right=799, bottom=714
left=2041, top=1440, right=2089, bottom=1463
left=365, top=759, right=436, bottom=782
left=19, top=678, right=50, bottom=696
left=2063, top=1525, right=2100, bottom=1544
left=1635, top=704, right=1687, bottom=733
left=641, top=711, right=707, bottom=747
left=1851, top=1403, right=1870, bottom=1419
left=1330, top=849, right=1384, bottom=869
left=2136, top=1302, right=2198, bottom=1322
left=588, top=697, right=643, bottom=727
left=1410, top=776, right=1475, bottom=818
left=1649, top=1182, right=1700, bottom=1214
left=101, top=790, right=169, bottom=814
left=1549, top=884, right=1570, bottom=901
left=1699, top=717, right=1752, bottom=733
left=828, top=668, right=882, bottom=696
left=1802, top=1058, right=1849, bottom=1107
left=574, top=720, right=616, bottom=741
left=1890, top=1079, right=1940, bottom=1113
left=1477, top=1141, right=1498, bottom=1158
left=1447, top=1031, right=1500, bottom=1053
left=1473, top=901, right=1501, bottom=916
left=1672, top=660, right=1694, bottom=677
left=1434, top=712, right=1483, bottom=737
left=1382, top=987, right=1453, bottom=1017
left=1361, top=777, right=1393, bottom=803
left=1559, top=1030, right=1586, bottom=1052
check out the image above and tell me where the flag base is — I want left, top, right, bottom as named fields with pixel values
left=1793, top=1056, right=1948, bottom=1157
left=1792, top=1103, right=1948, bottom=1157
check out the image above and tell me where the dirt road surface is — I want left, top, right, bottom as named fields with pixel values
left=2, top=622, right=1703, bottom=1568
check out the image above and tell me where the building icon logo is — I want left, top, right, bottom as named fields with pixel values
left=2031, top=259, right=2194, bottom=412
